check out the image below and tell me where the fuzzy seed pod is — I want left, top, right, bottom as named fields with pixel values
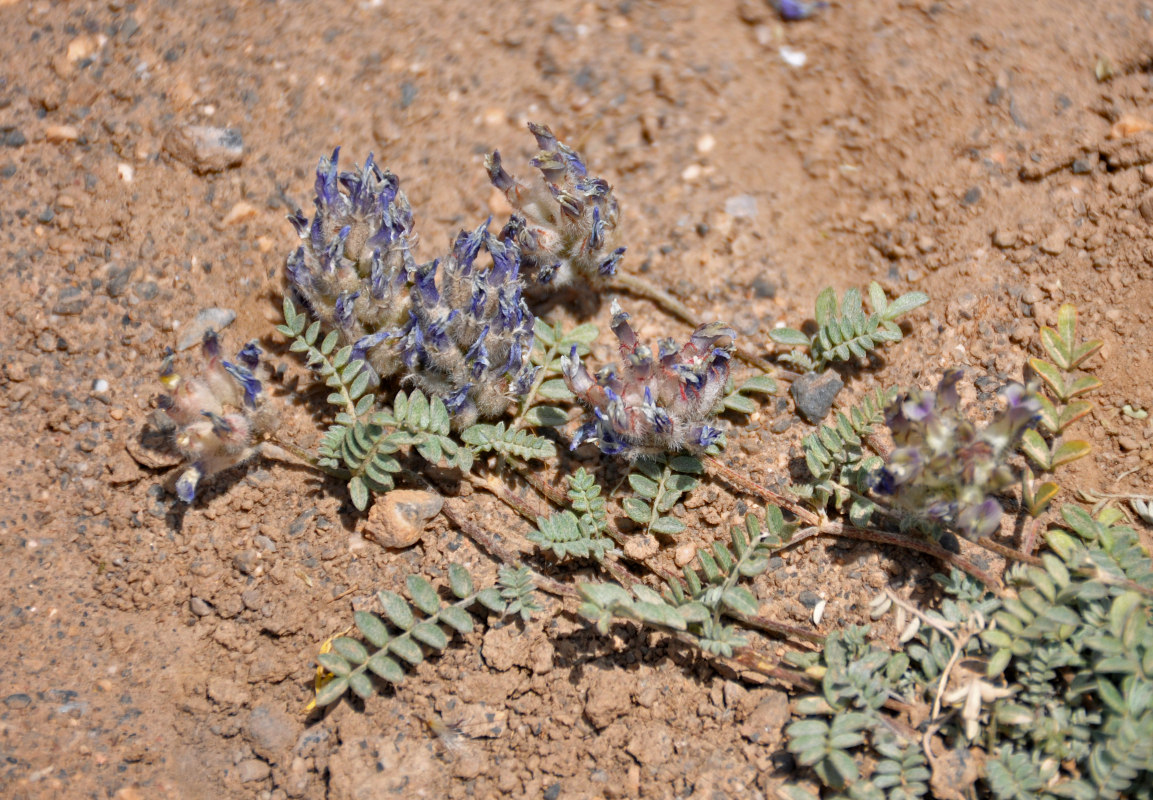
left=286, top=148, right=416, bottom=380
left=159, top=332, right=276, bottom=502
left=486, top=122, right=625, bottom=287
left=874, top=369, right=1041, bottom=540
left=402, top=222, right=537, bottom=428
left=563, top=300, right=734, bottom=457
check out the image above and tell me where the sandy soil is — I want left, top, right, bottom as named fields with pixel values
left=1, top=0, right=1152, bottom=798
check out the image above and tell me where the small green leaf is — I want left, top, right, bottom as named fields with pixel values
left=632, top=601, right=687, bottom=630
left=814, top=287, right=837, bottom=326
left=475, top=587, right=506, bottom=614
left=883, top=290, right=929, bottom=319
left=628, top=474, right=660, bottom=498
left=739, top=374, right=777, bottom=394
left=439, top=606, right=474, bottom=634
left=320, top=329, right=340, bottom=356
left=348, top=476, right=370, bottom=511
left=378, top=591, right=415, bottom=630
left=348, top=671, right=376, bottom=700
left=650, top=516, right=686, bottom=535
left=388, top=637, right=424, bottom=665
left=622, top=497, right=652, bottom=524
left=561, top=323, right=600, bottom=346
left=354, top=611, right=390, bottom=649
left=314, top=676, right=349, bottom=706
left=407, top=576, right=441, bottom=616
left=1066, top=374, right=1102, bottom=398
left=537, top=379, right=574, bottom=401
left=448, top=564, right=473, bottom=598
left=521, top=405, right=569, bottom=427
left=722, top=586, right=759, bottom=616
left=367, top=653, right=405, bottom=684
left=532, top=317, right=557, bottom=346
left=723, top=394, right=757, bottom=414
left=770, top=327, right=811, bottom=347
left=1050, top=439, right=1091, bottom=468
left=1020, top=429, right=1051, bottom=470
left=669, top=455, right=704, bottom=474
left=411, top=622, right=449, bottom=650
left=317, top=652, right=352, bottom=676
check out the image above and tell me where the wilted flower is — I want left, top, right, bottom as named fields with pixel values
left=874, top=369, right=1040, bottom=540
left=285, top=148, right=416, bottom=381
left=563, top=300, right=734, bottom=457
left=401, top=221, right=537, bottom=428
left=486, top=122, right=625, bottom=287
left=159, top=331, right=276, bottom=502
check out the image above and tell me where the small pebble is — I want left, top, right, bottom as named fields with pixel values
left=623, top=534, right=659, bottom=561
left=1118, top=436, right=1141, bottom=452
left=797, top=590, right=822, bottom=609
left=177, top=307, right=237, bottom=351
left=92, top=378, right=110, bottom=393
left=52, top=285, right=88, bottom=315
left=724, top=194, right=757, bottom=219
left=1039, top=228, right=1069, bottom=255
left=696, top=133, right=716, bottom=154
left=681, top=164, right=702, bottom=182
left=242, top=590, right=262, bottom=611
left=233, top=549, right=262, bottom=576
left=237, top=758, right=271, bottom=783
left=790, top=370, right=844, bottom=423
left=190, top=597, right=213, bottom=617
left=46, top=124, right=80, bottom=143
left=992, top=228, right=1017, bottom=248
left=779, top=46, right=806, bottom=67
left=163, top=125, right=245, bottom=173
left=961, top=186, right=981, bottom=206
left=1020, top=284, right=1043, bottom=304
left=2, top=129, right=26, bottom=148
left=674, top=542, right=697, bottom=567
left=359, top=489, right=444, bottom=548
left=117, top=163, right=134, bottom=182
left=4, top=693, right=32, bottom=709
left=221, top=201, right=257, bottom=226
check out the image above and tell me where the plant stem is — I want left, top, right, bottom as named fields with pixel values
left=977, top=535, right=1043, bottom=567
left=732, top=612, right=825, bottom=646
left=829, top=523, right=1002, bottom=591
left=441, top=498, right=576, bottom=599
left=464, top=472, right=549, bottom=521
left=702, top=455, right=820, bottom=526
left=612, top=270, right=777, bottom=373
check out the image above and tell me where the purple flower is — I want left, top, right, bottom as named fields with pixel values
left=875, top=371, right=1041, bottom=540
left=159, top=332, right=277, bottom=502
left=400, top=223, right=536, bottom=428
left=774, top=0, right=827, bottom=21
left=285, top=150, right=417, bottom=380
left=563, top=300, right=735, bottom=458
left=486, top=123, right=624, bottom=287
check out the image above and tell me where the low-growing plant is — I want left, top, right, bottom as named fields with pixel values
left=769, top=282, right=928, bottom=373
left=148, top=122, right=1150, bottom=797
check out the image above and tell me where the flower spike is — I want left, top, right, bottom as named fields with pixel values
left=487, top=122, right=623, bottom=287
left=563, top=301, right=734, bottom=458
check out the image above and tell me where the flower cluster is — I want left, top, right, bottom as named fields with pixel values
left=285, top=149, right=537, bottom=426
left=158, top=332, right=276, bottom=502
left=874, top=369, right=1040, bottom=540
left=563, top=300, right=734, bottom=457
left=402, top=221, right=537, bottom=428
left=285, top=148, right=416, bottom=381
left=486, top=122, right=625, bottom=287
